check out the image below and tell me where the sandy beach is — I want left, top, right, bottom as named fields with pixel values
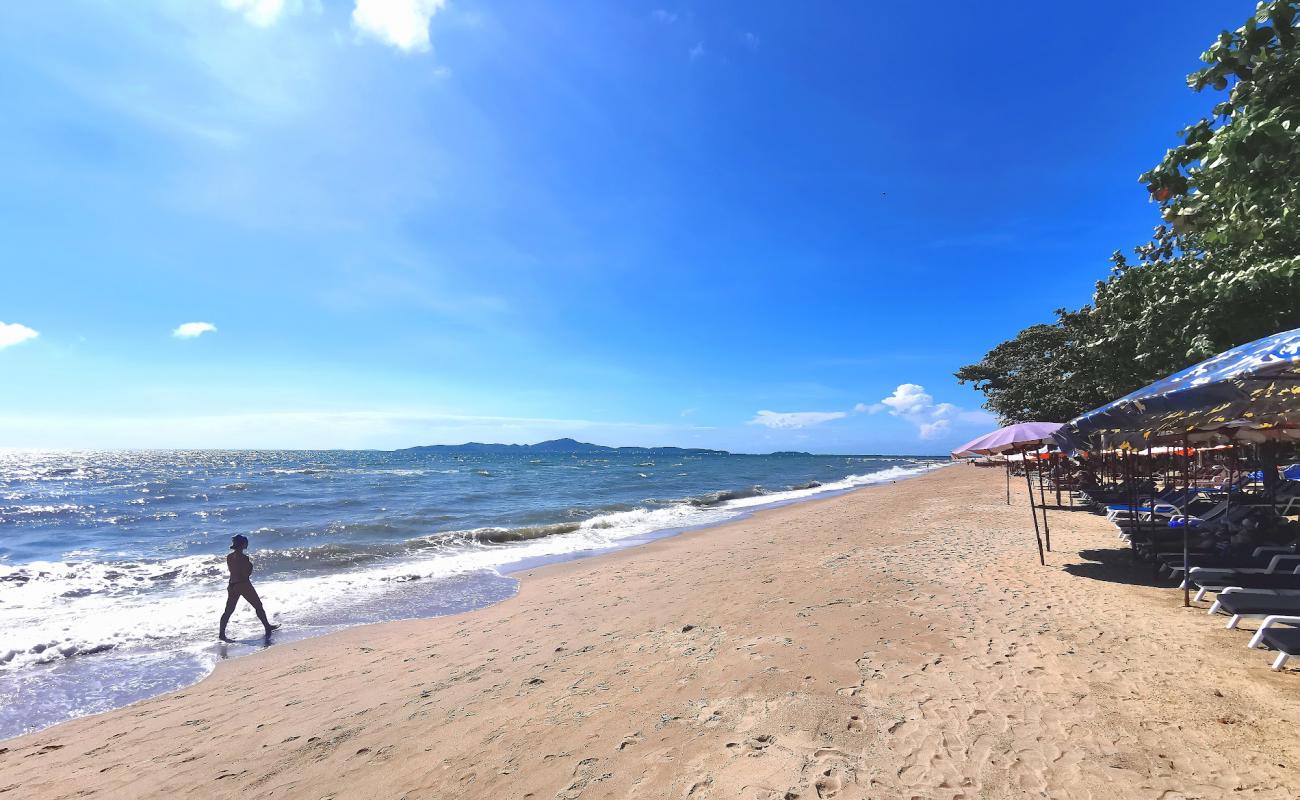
left=4, top=466, right=1300, bottom=799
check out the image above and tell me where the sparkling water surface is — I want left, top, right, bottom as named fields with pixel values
left=0, top=448, right=945, bottom=739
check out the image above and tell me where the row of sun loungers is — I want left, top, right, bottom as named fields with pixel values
left=1069, top=472, right=1300, bottom=672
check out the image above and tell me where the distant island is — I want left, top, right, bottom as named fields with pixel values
left=394, top=439, right=820, bottom=457
left=395, top=437, right=730, bottom=456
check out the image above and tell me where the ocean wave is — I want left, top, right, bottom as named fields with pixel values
left=0, top=459, right=947, bottom=676
left=0, top=503, right=90, bottom=524
left=688, top=485, right=770, bottom=507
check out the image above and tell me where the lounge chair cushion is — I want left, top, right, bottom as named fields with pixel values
left=1195, top=573, right=1300, bottom=590
left=1217, top=595, right=1300, bottom=616
left=1258, top=625, right=1300, bottom=655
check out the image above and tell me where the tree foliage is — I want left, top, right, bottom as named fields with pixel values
left=958, top=1, right=1300, bottom=425
left=953, top=321, right=1111, bottom=423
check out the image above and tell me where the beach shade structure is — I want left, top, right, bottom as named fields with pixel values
left=953, top=422, right=1065, bottom=458
left=1053, top=328, right=1300, bottom=607
left=1053, top=327, right=1300, bottom=452
left=952, top=422, right=1064, bottom=565
left=953, top=424, right=1063, bottom=506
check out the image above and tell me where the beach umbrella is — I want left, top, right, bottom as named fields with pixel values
left=952, top=422, right=1065, bottom=457
left=953, top=422, right=1063, bottom=565
left=1053, top=326, right=1300, bottom=451
left=1053, top=327, right=1300, bottom=608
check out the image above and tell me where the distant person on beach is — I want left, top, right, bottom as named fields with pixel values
left=219, top=534, right=280, bottom=642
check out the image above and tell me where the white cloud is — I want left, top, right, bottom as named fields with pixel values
left=652, top=9, right=678, bottom=24
left=0, top=322, right=39, bottom=349
left=875, top=383, right=993, bottom=440
left=919, top=420, right=951, bottom=439
left=689, top=41, right=705, bottom=61
left=221, top=0, right=287, bottom=27
left=748, top=410, right=848, bottom=430
left=352, top=0, right=447, bottom=52
left=172, top=322, right=218, bottom=339
left=880, top=383, right=935, bottom=417
left=739, top=31, right=760, bottom=50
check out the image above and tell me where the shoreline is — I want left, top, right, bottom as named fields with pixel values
left=0, top=461, right=949, bottom=742
left=5, top=466, right=1300, bottom=798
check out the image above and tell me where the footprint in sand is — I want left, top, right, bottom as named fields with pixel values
left=744, top=734, right=775, bottom=756
left=846, top=715, right=866, bottom=732
left=814, top=768, right=843, bottom=798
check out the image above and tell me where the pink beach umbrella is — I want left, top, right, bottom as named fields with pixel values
left=952, top=422, right=1063, bottom=566
left=951, top=422, right=1064, bottom=457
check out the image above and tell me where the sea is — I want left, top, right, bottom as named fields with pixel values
left=0, top=448, right=947, bottom=739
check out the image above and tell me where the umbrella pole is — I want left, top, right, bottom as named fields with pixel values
left=1005, top=458, right=1011, bottom=505
left=1036, top=455, right=1051, bottom=551
left=1227, top=446, right=1234, bottom=518
left=1128, top=453, right=1139, bottom=549
left=1069, top=456, right=1075, bottom=508
left=1023, top=455, right=1045, bottom=565
left=1054, top=453, right=1062, bottom=508
left=1182, top=436, right=1192, bottom=608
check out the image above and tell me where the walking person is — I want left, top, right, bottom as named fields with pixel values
left=219, top=534, right=280, bottom=641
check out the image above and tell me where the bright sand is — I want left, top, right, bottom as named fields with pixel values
left=4, top=466, right=1300, bottom=799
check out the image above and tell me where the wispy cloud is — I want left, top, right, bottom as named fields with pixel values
left=172, top=322, right=218, bottom=339
left=221, top=0, right=289, bottom=28
left=872, top=383, right=993, bottom=440
left=748, top=410, right=848, bottom=429
left=652, top=9, right=678, bottom=24
left=0, top=322, right=39, bottom=350
left=352, top=0, right=447, bottom=52
left=739, top=31, right=760, bottom=50
left=688, top=41, right=705, bottom=61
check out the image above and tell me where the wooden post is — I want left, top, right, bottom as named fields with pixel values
left=1182, top=436, right=1192, bottom=608
left=1023, top=452, right=1046, bottom=566
left=1036, top=453, right=1052, bottom=551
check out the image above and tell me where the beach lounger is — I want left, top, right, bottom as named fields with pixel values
left=1207, top=591, right=1300, bottom=629
left=1171, top=554, right=1300, bottom=583
left=1104, top=488, right=1203, bottom=521
left=1246, top=616, right=1300, bottom=670
left=1189, top=568, right=1300, bottom=602
left=1160, top=547, right=1300, bottom=580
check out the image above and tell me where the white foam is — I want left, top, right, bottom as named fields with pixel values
left=0, top=460, right=947, bottom=676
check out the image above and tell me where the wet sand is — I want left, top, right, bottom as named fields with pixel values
left=4, top=466, right=1300, bottom=799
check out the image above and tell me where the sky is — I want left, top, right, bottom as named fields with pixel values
left=0, top=0, right=1248, bottom=454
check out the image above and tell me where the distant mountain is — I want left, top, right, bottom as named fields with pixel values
left=395, top=438, right=730, bottom=456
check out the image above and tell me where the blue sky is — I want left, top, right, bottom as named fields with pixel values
left=0, top=0, right=1244, bottom=453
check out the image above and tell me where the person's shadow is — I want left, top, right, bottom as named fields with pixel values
left=216, top=630, right=277, bottom=660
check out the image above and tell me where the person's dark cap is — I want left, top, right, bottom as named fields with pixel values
left=230, top=534, right=249, bottom=550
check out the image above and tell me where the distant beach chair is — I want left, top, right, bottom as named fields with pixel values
left=1103, top=487, right=1200, bottom=522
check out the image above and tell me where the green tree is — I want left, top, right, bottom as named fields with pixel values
left=954, top=319, right=1110, bottom=423
left=957, top=1, right=1300, bottom=423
